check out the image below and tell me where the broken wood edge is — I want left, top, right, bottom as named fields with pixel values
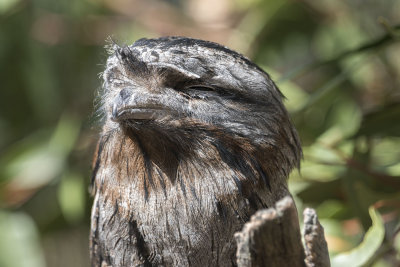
left=303, top=208, right=330, bottom=267
left=235, top=196, right=330, bottom=267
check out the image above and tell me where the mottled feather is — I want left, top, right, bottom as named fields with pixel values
left=90, top=37, right=301, bottom=267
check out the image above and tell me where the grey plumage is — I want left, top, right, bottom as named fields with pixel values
left=90, top=37, right=301, bottom=266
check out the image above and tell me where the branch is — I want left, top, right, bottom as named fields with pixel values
left=279, top=24, right=400, bottom=83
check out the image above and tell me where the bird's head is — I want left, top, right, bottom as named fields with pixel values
left=97, top=37, right=301, bottom=185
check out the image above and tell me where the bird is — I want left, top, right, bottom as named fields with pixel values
left=90, top=36, right=302, bottom=267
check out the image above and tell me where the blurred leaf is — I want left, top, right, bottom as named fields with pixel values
left=328, top=97, right=362, bottom=138
left=233, top=0, right=262, bottom=9
left=0, top=0, right=20, bottom=14
left=0, top=210, right=46, bottom=267
left=264, top=66, right=309, bottom=113
left=394, top=231, right=400, bottom=258
left=372, top=260, right=394, bottom=267
left=297, top=179, right=343, bottom=203
left=313, top=15, right=368, bottom=61
left=371, top=137, right=400, bottom=175
left=49, top=113, right=81, bottom=154
left=0, top=113, right=80, bottom=206
left=387, top=163, right=400, bottom=176
left=296, top=71, right=348, bottom=114
left=58, top=172, right=85, bottom=224
left=331, top=207, right=385, bottom=267
left=299, top=141, right=348, bottom=182
left=228, top=0, right=287, bottom=53
left=300, top=159, right=346, bottom=182
left=320, top=218, right=354, bottom=254
left=356, top=103, right=400, bottom=137
left=342, top=54, right=377, bottom=91
left=25, top=44, right=60, bottom=120
left=305, top=143, right=343, bottom=165
left=316, top=200, right=347, bottom=219
left=343, top=169, right=400, bottom=228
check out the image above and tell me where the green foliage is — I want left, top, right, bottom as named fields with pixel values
left=1, top=0, right=400, bottom=266
left=0, top=211, right=45, bottom=267
left=331, top=207, right=385, bottom=267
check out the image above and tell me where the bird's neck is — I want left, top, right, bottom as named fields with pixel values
left=91, top=126, right=283, bottom=202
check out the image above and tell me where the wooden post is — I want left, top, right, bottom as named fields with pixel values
left=235, top=197, right=330, bottom=267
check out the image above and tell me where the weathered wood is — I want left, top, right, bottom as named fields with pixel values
left=235, top=197, right=306, bottom=267
left=235, top=197, right=330, bottom=267
left=303, top=208, right=330, bottom=267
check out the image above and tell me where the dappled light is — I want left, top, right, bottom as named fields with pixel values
left=1, top=0, right=400, bottom=266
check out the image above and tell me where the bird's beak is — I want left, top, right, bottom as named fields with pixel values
left=111, top=102, right=120, bottom=122
left=111, top=88, right=169, bottom=122
left=111, top=88, right=131, bottom=122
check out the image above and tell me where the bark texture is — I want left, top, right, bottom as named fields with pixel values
left=235, top=197, right=330, bottom=267
left=303, top=208, right=331, bottom=267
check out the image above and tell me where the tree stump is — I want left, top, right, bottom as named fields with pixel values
left=235, top=197, right=330, bottom=267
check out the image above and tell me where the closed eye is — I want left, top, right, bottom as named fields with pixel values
left=186, top=85, right=215, bottom=92
left=184, top=85, right=222, bottom=100
left=177, top=84, right=238, bottom=101
left=185, top=85, right=236, bottom=98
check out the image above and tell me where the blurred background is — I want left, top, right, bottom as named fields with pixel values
left=0, top=0, right=400, bottom=266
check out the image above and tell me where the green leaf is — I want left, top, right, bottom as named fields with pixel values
left=0, top=211, right=46, bottom=267
left=0, top=0, right=20, bottom=14
left=355, top=103, right=400, bottom=137
left=58, top=172, right=85, bottom=224
left=0, top=113, right=80, bottom=206
left=264, top=67, right=309, bottom=113
left=331, top=207, right=385, bottom=267
left=297, top=179, right=343, bottom=203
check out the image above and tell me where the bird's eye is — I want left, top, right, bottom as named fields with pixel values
left=183, top=85, right=217, bottom=100
left=182, top=85, right=236, bottom=100
left=186, top=85, right=215, bottom=92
